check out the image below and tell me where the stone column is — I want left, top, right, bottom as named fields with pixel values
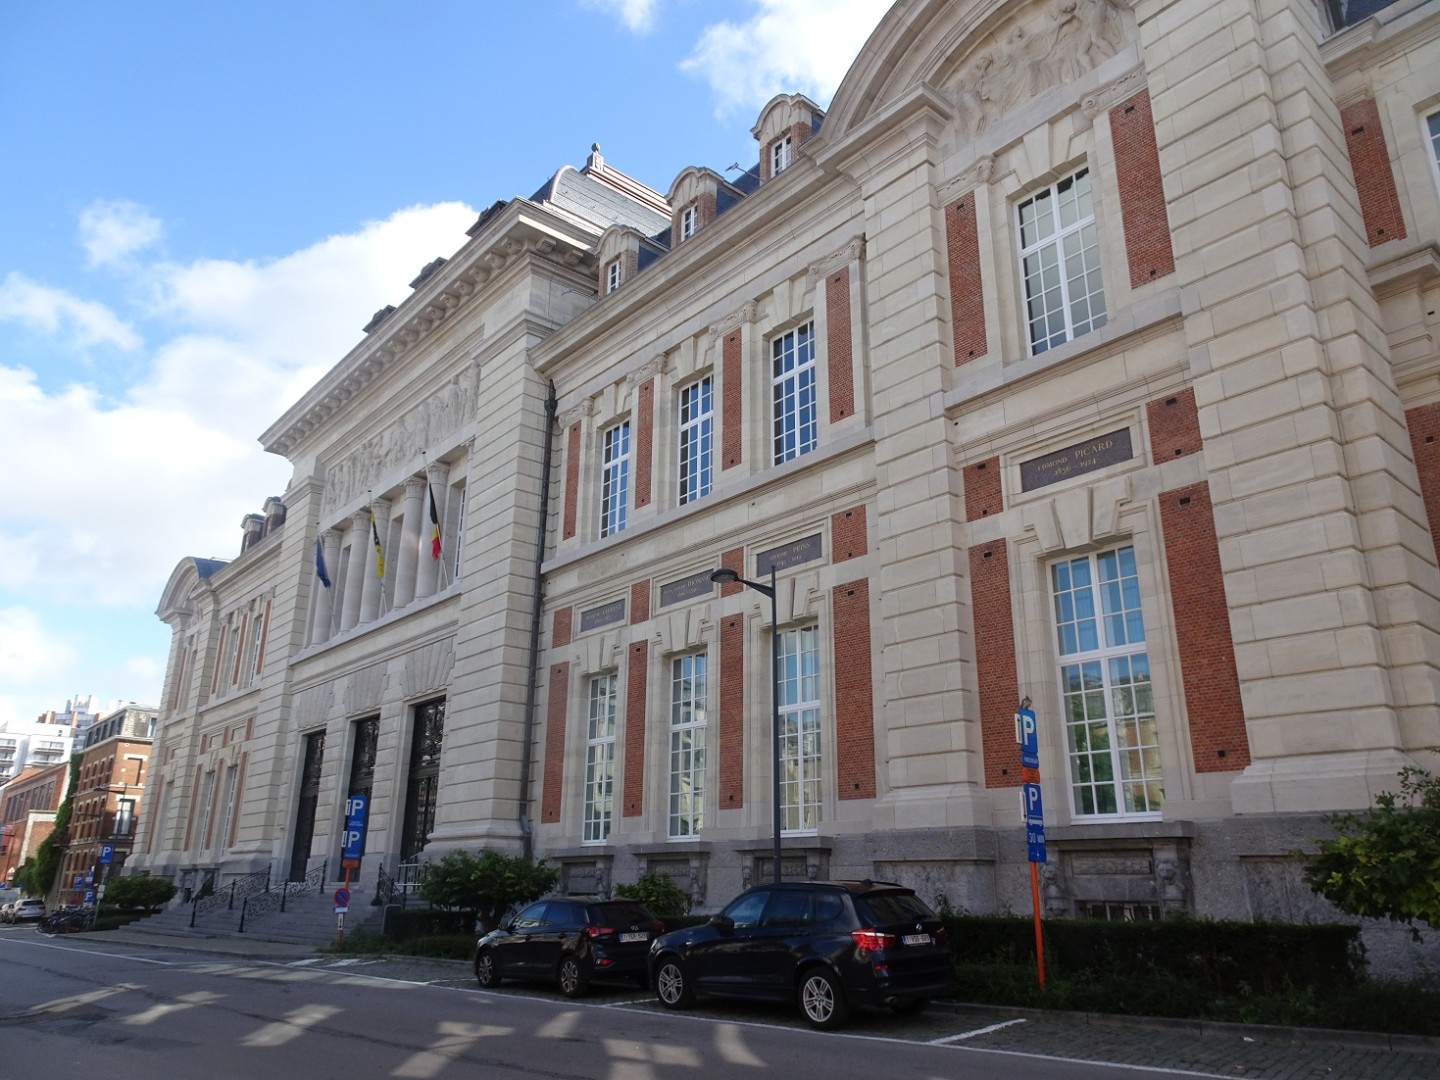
left=416, top=462, right=449, bottom=600
left=394, top=477, right=427, bottom=609
left=360, top=499, right=390, bottom=624
left=340, top=512, right=370, bottom=632
left=310, top=528, right=342, bottom=644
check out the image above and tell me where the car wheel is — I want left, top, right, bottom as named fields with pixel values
left=558, top=954, right=589, bottom=998
left=891, top=997, right=929, bottom=1016
left=653, top=956, right=694, bottom=1009
left=798, top=967, right=850, bottom=1030
left=473, top=948, right=501, bottom=988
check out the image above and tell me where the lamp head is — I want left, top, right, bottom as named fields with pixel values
left=710, top=568, right=740, bottom=585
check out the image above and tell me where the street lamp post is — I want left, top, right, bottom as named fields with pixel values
left=711, top=564, right=783, bottom=885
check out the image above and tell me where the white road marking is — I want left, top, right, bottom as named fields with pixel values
left=929, top=1017, right=1027, bottom=1043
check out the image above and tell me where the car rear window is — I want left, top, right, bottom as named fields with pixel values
left=592, top=901, right=652, bottom=925
left=857, top=891, right=936, bottom=925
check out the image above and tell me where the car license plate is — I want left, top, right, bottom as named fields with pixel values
left=902, top=933, right=931, bottom=946
left=620, top=932, right=647, bottom=942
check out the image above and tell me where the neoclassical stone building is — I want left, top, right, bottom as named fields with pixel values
left=138, top=0, right=1440, bottom=958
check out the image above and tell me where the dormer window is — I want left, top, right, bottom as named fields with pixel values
left=606, top=258, right=622, bottom=294
left=680, top=205, right=698, bottom=241
left=771, top=135, right=793, bottom=176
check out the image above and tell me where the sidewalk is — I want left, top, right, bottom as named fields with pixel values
left=81, top=925, right=330, bottom=960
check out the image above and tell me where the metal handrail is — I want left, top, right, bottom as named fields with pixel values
left=237, top=860, right=328, bottom=928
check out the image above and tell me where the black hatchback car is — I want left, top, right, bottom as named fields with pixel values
left=473, top=897, right=664, bottom=998
left=648, top=879, right=952, bottom=1029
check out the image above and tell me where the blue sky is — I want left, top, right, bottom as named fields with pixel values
left=0, top=0, right=891, bottom=728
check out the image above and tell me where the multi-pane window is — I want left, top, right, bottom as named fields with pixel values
left=195, top=769, right=216, bottom=850
left=680, top=205, right=698, bottom=241
left=228, top=617, right=245, bottom=686
left=1050, top=545, right=1163, bottom=817
left=771, top=322, right=817, bottom=464
left=606, top=258, right=622, bottom=294
left=216, top=764, right=238, bottom=851
left=678, top=377, right=713, bottom=505
left=242, top=602, right=267, bottom=688
left=600, top=422, right=631, bottom=538
left=668, top=653, right=707, bottom=837
left=1018, top=167, right=1106, bottom=354
left=771, top=134, right=793, bottom=176
left=582, top=674, right=617, bottom=843
left=777, top=625, right=821, bottom=833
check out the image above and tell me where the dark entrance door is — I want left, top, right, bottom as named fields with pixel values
left=340, top=716, right=379, bottom=871
left=288, top=730, right=325, bottom=882
left=399, top=699, right=445, bottom=862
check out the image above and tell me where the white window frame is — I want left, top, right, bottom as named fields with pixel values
left=1049, top=545, right=1163, bottom=819
left=1424, top=110, right=1440, bottom=201
left=678, top=377, right=713, bottom=505
left=228, top=615, right=245, bottom=688
left=1017, top=166, right=1107, bottom=355
left=216, top=764, right=238, bottom=852
left=242, top=601, right=267, bottom=688
left=771, top=134, right=793, bottom=176
left=777, top=625, right=822, bottom=834
left=606, top=258, right=622, bottom=294
left=449, top=483, right=466, bottom=580
left=599, top=421, right=631, bottom=538
left=668, top=653, right=707, bottom=838
left=680, top=204, right=698, bottom=241
left=771, top=322, right=817, bottom=464
left=582, top=674, right=617, bottom=843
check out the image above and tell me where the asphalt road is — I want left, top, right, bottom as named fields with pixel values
left=0, top=924, right=1436, bottom=1080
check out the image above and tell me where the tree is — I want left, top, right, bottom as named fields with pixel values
left=1303, top=763, right=1440, bottom=936
left=614, top=871, right=690, bottom=918
left=416, top=850, right=559, bottom=933
left=104, top=875, right=178, bottom=912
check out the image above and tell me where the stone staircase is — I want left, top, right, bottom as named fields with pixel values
left=120, top=882, right=393, bottom=948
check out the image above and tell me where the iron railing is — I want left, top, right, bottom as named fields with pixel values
left=190, top=868, right=269, bottom=926
left=373, top=860, right=425, bottom=908
left=238, top=860, right=328, bottom=931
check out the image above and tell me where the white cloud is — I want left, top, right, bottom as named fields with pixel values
left=79, top=199, right=164, bottom=267
left=583, top=0, right=660, bottom=33
left=0, top=607, right=75, bottom=687
left=680, top=0, right=891, bottom=119
left=0, top=272, right=142, bottom=351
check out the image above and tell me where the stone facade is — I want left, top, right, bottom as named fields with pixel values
left=135, top=0, right=1440, bottom=970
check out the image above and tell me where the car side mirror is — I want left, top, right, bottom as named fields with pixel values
left=709, top=914, right=734, bottom=934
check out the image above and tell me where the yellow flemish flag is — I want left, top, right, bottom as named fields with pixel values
left=370, top=512, right=385, bottom=577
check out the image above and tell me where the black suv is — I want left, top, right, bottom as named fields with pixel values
left=473, top=897, right=663, bottom=998
left=648, top=879, right=952, bottom=1029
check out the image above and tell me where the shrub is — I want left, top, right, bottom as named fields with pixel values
left=415, top=850, right=559, bottom=933
left=104, top=875, right=178, bottom=912
left=614, top=871, right=690, bottom=918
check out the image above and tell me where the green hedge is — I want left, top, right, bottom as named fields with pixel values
left=946, top=915, right=1362, bottom=997
left=384, top=908, right=474, bottom=942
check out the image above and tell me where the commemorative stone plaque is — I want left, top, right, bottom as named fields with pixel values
left=756, top=533, right=823, bottom=575
left=578, top=598, right=626, bottom=633
left=659, top=570, right=716, bottom=608
left=1019, top=428, right=1133, bottom=492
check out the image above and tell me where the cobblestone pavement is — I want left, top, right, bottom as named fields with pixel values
left=78, top=930, right=1440, bottom=1080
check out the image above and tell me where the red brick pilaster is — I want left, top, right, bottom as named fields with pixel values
left=719, top=613, right=745, bottom=809
left=833, top=579, right=876, bottom=800
left=553, top=607, right=572, bottom=648
left=541, top=662, right=571, bottom=823
left=964, top=457, right=1002, bottom=521
left=722, top=329, right=743, bottom=470
left=623, top=642, right=648, bottom=817
left=944, top=193, right=987, bottom=364
left=1110, top=90, right=1176, bottom=287
left=826, top=267, right=855, bottom=421
left=1341, top=96, right=1407, bottom=247
left=1159, top=483, right=1250, bottom=772
left=1406, top=402, right=1440, bottom=568
left=719, top=546, right=745, bottom=597
left=832, top=505, right=868, bottom=563
left=630, top=580, right=650, bottom=624
left=1147, top=388, right=1202, bottom=461
left=562, top=423, right=581, bottom=540
left=971, top=541, right=1020, bottom=788
left=634, top=379, right=654, bottom=509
